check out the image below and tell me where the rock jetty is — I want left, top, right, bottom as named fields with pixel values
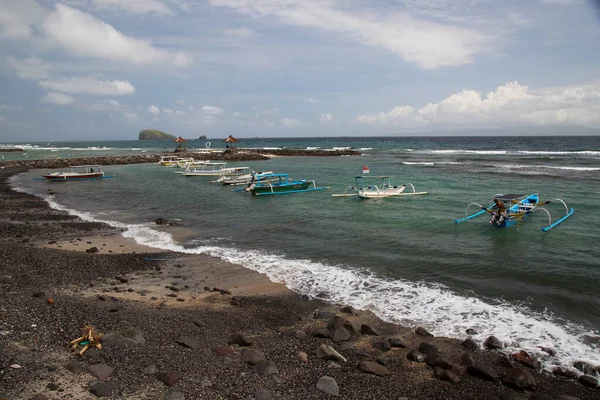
left=0, top=148, right=361, bottom=170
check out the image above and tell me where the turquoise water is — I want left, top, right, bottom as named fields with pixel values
left=9, top=136, right=600, bottom=372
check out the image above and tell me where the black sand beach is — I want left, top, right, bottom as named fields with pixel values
left=0, top=167, right=598, bottom=400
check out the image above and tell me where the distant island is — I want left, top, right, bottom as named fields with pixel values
left=199, top=135, right=207, bottom=139
left=138, top=129, right=176, bottom=140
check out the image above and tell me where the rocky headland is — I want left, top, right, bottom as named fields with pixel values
left=0, top=168, right=598, bottom=400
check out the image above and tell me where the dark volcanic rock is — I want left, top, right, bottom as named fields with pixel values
left=483, top=335, right=503, bottom=350
left=227, top=333, right=253, bottom=346
left=255, top=360, right=278, bottom=375
left=461, top=338, right=479, bottom=350
left=175, top=336, right=200, bottom=350
left=361, top=324, right=380, bottom=336
left=467, top=364, right=499, bottom=381
left=316, top=375, right=339, bottom=396
left=89, top=382, right=115, bottom=397
left=157, top=371, right=179, bottom=387
left=415, top=326, right=434, bottom=337
left=88, top=363, right=113, bottom=381
left=501, top=367, right=536, bottom=390
left=406, top=349, right=427, bottom=363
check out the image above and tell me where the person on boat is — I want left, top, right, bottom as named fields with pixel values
left=487, top=198, right=506, bottom=225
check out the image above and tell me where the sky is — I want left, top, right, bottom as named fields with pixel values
left=1, top=0, right=599, bottom=140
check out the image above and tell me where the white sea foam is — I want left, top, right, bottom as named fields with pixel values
left=490, top=163, right=600, bottom=172
left=402, top=162, right=435, bottom=166
left=413, top=149, right=600, bottom=157
left=306, top=147, right=320, bottom=150
left=14, top=182, right=600, bottom=374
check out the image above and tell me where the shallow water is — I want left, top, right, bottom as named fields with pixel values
left=9, top=136, right=600, bottom=371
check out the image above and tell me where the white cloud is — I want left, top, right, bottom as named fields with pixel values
left=209, top=0, right=490, bottom=69
left=280, top=117, right=299, bottom=127
left=7, top=57, right=50, bottom=80
left=223, top=27, right=255, bottom=38
left=39, top=77, right=135, bottom=96
left=542, top=0, right=581, bottom=4
left=42, top=92, right=75, bottom=105
left=202, top=105, right=225, bottom=114
left=262, top=108, right=279, bottom=115
left=355, top=81, right=600, bottom=127
left=148, top=105, right=160, bottom=114
left=91, top=0, right=174, bottom=15
left=306, top=97, right=321, bottom=103
left=320, top=113, right=333, bottom=123
left=41, top=4, right=190, bottom=66
left=163, top=108, right=174, bottom=114
left=0, top=0, right=47, bottom=40
left=124, top=112, right=139, bottom=120
left=87, top=99, right=122, bottom=110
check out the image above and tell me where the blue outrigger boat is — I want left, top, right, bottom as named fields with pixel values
left=454, top=193, right=574, bottom=232
left=240, top=173, right=328, bottom=196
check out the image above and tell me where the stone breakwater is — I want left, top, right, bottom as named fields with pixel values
left=0, top=149, right=361, bottom=170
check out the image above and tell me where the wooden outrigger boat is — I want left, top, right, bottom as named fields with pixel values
left=332, top=175, right=427, bottom=199
left=41, top=165, right=112, bottom=181
left=240, top=173, right=328, bottom=196
left=182, top=162, right=228, bottom=176
left=454, top=193, right=574, bottom=232
left=212, top=167, right=275, bottom=185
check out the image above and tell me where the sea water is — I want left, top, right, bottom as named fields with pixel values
left=8, top=136, right=600, bottom=373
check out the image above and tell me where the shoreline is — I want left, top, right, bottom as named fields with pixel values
left=1, top=168, right=598, bottom=399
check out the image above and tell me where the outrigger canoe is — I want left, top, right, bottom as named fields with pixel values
left=41, top=165, right=112, bottom=181
left=240, top=173, right=329, bottom=196
left=332, top=176, right=427, bottom=199
left=454, top=193, right=574, bottom=232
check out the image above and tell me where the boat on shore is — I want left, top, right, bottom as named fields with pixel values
left=242, top=173, right=328, bottom=196
left=41, top=165, right=111, bottom=181
left=454, top=193, right=574, bottom=232
left=332, top=175, right=427, bottom=199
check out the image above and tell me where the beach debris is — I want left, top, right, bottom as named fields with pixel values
left=69, top=325, right=103, bottom=356
left=10, top=363, right=22, bottom=369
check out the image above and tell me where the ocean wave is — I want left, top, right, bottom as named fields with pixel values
left=17, top=184, right=599, bottom=374
left=489, top=163, right=600, bottom=172
left=411, top=149, right=600, bottom=156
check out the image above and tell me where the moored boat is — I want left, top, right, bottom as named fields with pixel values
left=213, top=168, right=274, bottom=185
left=332, top=175, right=427, bottom=199
left=182, top=162, right=228, bottom=176
left=243, top=173, right=328, bottom=196
left=41, top=165, right=111, bottom=181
